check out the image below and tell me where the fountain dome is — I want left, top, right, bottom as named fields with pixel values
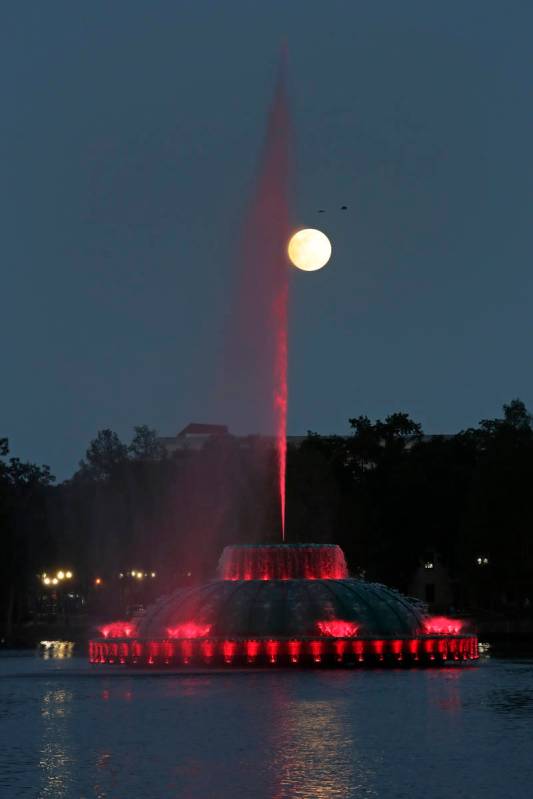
left=90, top=544, right=478, bottom=667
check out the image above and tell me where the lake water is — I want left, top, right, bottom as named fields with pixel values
left=1, top=652, right=532, bottom=798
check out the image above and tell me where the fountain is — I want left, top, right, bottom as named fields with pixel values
left=89, top=543, right=478, bottom=666
left=89, top=56, right=478, bottom=668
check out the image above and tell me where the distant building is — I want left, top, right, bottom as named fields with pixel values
left=409, top=553, right=454, bottom=612
left=157, top=423, right=306, bottom=456
left=157, top=423, right=230, bottom=454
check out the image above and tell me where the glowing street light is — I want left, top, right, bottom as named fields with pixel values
left=65, top=570, right=73, bottom=579
left=57, top=570, right=65, bottom=580
left=95, top=577, right=102, bottom=586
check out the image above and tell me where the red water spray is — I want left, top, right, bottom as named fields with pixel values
left=240, top=53, right=291, bottom=540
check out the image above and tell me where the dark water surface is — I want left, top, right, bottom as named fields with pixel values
left=1, top=653, right=532, bottom=798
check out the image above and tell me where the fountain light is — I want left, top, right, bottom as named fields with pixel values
left=317, top=621, right=359, bottom=637
left=166, top=623, right=211, bottom=639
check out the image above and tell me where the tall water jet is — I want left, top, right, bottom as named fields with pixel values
left=227, top=53, right=291, bottom=539
left=261, top=56, right=290, bottom=540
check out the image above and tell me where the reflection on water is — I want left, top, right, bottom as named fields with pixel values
left=1, top=656, right=533, bottom=798
left=39, top=688, right=73, bottom=798
left=272, top=695, right=376, bottom=798
left=39, top=641, right=75, bottom=660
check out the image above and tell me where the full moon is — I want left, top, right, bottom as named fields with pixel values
left=288, top=228, right=332, bottom=271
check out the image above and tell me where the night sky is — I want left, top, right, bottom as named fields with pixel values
left=3, top=1, right=533, bottom=479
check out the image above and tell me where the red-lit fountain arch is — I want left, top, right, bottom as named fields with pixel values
left=89, top=543, right=478, bottom=667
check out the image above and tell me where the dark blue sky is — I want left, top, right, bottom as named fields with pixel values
left=3, top=1, right=533, bottom=479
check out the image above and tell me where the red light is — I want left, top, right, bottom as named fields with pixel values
left=353, top=640, right=365, bottom=661
left=317, top=620, right=359, bottom=637
left=166, top=623, right=212, bottom=639
left=246, top=640, right=260, bottom=662
left=288, top=640, right=301, bottom=663
left=266, top=640, right=279, bottom=663
left=99, top=621, right=137, bottom=639
left=373, top=640, right=385, bottom=660
left=180, top=640, right=193, bottom=663
left=408, top=639, right=420, bottom=660
left=424, top=638, right=436, bottom=660
left=334, top=640, right=347, bottom=661
left=222, top=640, right=236, bottom=664
left=201, top=640, right=214, bottom=661
left=310, top=641, right=323, bottom=663
left=391, top=639, right=403, bottom=660
left=423, top=616, right=463, bottom=635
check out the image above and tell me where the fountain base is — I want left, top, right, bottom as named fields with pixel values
left=90, top=635, right=478, bottom=666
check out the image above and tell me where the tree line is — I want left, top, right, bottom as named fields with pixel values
left=2, top=401, right=533, bottom=640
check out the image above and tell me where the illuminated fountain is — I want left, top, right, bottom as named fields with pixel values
left=89, top=543, right=478, bottom=667
left=89, top=56, right=478, bottom=668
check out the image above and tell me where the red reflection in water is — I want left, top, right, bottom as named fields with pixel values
left=317, top=621, right=359, bottom=638
left=423, top=616, right=463, bottom=635
left=98, top=621, right=137, bottom=639
left=166, top=623, right=212, bottom=639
